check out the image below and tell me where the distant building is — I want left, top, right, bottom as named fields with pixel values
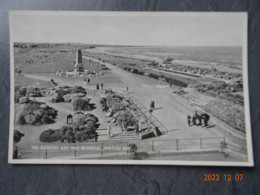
left=75, top=49, right=84, bottom=72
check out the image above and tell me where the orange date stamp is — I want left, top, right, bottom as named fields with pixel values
left=203, top=174, right=243, bottom=181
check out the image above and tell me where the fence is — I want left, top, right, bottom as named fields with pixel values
left=15, top=136, right=225, bottom=159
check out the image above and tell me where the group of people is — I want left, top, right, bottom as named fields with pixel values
left=83, top=78, right=104, bottom=91
left=96, top=83, right=104, bottom=90
left=187, top=111, right=210, bottom=127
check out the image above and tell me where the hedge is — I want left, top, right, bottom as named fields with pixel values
left=39, top=125, right=98, bottom=143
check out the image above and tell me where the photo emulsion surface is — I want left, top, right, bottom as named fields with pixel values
left=9, top=11, right=253, bottom=166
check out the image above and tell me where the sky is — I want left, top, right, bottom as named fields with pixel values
left=10, top=12, right=246, bottom=46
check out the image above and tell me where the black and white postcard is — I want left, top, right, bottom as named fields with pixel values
left=9, top=11, right=253, bottom=166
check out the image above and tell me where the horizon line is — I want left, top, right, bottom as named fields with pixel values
left=13, top=41, right=242, bottom=47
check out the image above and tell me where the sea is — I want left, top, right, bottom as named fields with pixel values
left=100, top=46, right=243, bottom=67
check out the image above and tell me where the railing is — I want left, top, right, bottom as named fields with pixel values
left=14, top=137, right=226, bottom=159
left=127, top=95, right=168, bottom=134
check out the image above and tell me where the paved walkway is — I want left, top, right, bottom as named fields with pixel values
left=83, top=56, right=248, bottom=155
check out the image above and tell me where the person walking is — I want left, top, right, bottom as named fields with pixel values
left=96, top=83, right=99, bottom=90
left=192, top=115, right=196, bottom=126
left=87, top=78, right=90, bottom=84
left=107, top=125, right=111, bottom=137
left=204, top=113, right=210, bottom=127
left=187, top=114, right=191, bottom=126
left=194, top=111, right=201, bottom=126
left=101, top=83, right=104, bottom=90
left=198, top=115, right=202, bottom=126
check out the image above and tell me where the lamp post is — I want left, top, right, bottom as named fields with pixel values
left=148, top=101, right=154, bottom=133
left=50, top=51, right=55, bottom=79
left=67, top=114, right=73, bottom=129
left=148, top=100, right=162, bottom=136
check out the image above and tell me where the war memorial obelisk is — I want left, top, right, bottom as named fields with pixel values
left=75, top=49, right=84, bottom=72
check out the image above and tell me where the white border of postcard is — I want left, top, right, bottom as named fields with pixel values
left=8, top=11, right=254, bottom=166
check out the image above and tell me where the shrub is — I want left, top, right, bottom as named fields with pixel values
left=61, top=126, right=71, bottom=135
left=39, top=129, right=56, bottom=142
left=51, top=130, right=63, bottom=142
left=56, top=88, right=69, bottom=96
left=16, top=101, right=57, bottom=126
left=85, top=113, right=99, bottom=123
left=39, top=122, right=98, bottom=143
left=71, top=113, right=99, bottom=132
left=106, top=95, right=121, bottom=107
left=148, top=73, right=159, bottom=79
left=116, top=110, right=137, bottom=127
left=73, top=112, right=85, bottom=124
left=85, top=120, right=96, bottom=130
left=15, top=86, right=27, bottom=95
left=63, top=93, right=86, bottom=102
left=75, top=130, right=98, bottom=142
left=24, top=114, right=37, bottom=125
left=111, top=102, right=127, bottom=112
left=15, top=86, right=21, bottom=93
left=105, top=95, right=128, bottom=112
left=40, top=128, right=75, bottom=143
left=51, top=94, right=64, bottom=103
left=71, top=113, right=99, bottom=133
left=17, top=115, right=26, bottom=125
left=74, top=131, right=86, bottom=142
left=15, top=93, right=23, bottom=103
left=19, top=87, right=27, bottom=96
left=71, top=86, right=86, bottom=94
left=100, top=98, right=107, bottom=107
left=72, top=98, right=95, bottom=111
left=64, top=129, right=75, bottom=143
left=15, top=86, right=27, bottom=103
left=72, top=124, right=82, bottom=132
left=13, top=129, right=24, bottom=144
left=26, top=86, right=41, bottom=97
left=59, top=126, right=74, bottom=142
left=85, top=122, right=96, bottom=132
left=165, top=78, right=187, bottom=87
left=41, top=115, right=55, bottom=124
